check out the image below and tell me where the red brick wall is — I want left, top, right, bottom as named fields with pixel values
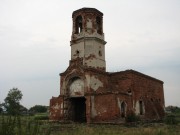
left=87, top=70, right=109, bottom=94
left=131, top=72, right=165, bottom=119
left=116, top=94, right=133, bottom=115
left=91, top=94, right=119, bottom=122
left=49, top=96, right=64, bottom=120
left=51, top=69, right=165, bottom=122
left=108, top=70, right=165, bottom=119
left=109, top=72, right=132, bottom=93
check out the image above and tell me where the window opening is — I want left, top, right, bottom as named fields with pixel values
left=121, top=102, right=126, bottom=117
left=158, top=98, right=161, bottom=102
left=75, top=16, right=82, bottom=34
left=96, top=16, right=102, bottom=34
left=139, top=101, right=144, bottom=115
left=76, top=50, right=80, bottom=55
left=151, top=98, right=153, bottom=102
left=127, top=89, right=132, bottom=95
left=98, top=50, right=102, bottom=56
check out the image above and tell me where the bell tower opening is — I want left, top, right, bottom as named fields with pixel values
left=69, top=97, right=86, bottom=122
left=96, top=16, right=102, bottom=35
left=75, top=15, right=82, bottom=34
left=71, top=8, right=107, bottom=71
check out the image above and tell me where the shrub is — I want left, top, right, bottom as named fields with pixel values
left=34, top=115, right=49, bottom=120
left=164, top=114, right=178, bottom=125
left=125, top=112, right=140, bottom=122
left=29, top=105, right=48, bottom=113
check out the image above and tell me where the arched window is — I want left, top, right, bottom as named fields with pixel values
left=139, top=101, right=144, bottom=115
left=75, top=16, right=82, bottom=34
left=96, top=16, right=102, bottom=34
left=121, top=102, right=126, bottom=117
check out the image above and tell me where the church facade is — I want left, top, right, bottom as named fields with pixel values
left=49, top=8, right=165, bottom=123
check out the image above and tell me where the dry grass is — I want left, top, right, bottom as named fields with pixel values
left=50, top=123, right=180, bottom=135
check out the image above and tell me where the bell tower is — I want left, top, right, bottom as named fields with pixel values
left=70, top=8, right=107, bottom=71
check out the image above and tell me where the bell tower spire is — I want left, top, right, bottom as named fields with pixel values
left=70, top=8, right=107, bottom=71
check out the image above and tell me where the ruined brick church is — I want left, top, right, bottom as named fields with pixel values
left=49, top=8, right=165, bottom=123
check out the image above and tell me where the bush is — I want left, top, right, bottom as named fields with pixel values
left=125, top=112, right=140, bottom=122
left=164, top=115, right=178, bottom=125
left=29, top=105, right=48, bottom=113
left=34, top=115, right=49, bottom=120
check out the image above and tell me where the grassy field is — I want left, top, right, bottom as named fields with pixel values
left=0, top=113, right=180, bottom=135
left=49, top=123, right=180, bottom=135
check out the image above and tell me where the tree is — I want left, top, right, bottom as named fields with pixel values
left=29, top=105, right=48, bottom=113
left=0, top=103, right=3, bottom=114
left=3, top=88, right=23, bottom=115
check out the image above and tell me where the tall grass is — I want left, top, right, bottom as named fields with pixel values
left=0, top=115, right=51, bottom=135
left=0, top=114, right=180, bottom=135
left=50, top=123, right=180, bottom=135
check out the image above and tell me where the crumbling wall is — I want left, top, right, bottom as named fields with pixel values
left=49, top=96, right=64, bottom=120
left=131, top=71, right=165, bottom=119
left=85, top=69, right=109, bottom=94
left=49, top=7, right=165, bottom=122
left=108, top=70, right=165, bottom=120
left=71, top=8, right=106, bottom=71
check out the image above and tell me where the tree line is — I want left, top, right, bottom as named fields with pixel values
left=0, top=88, right=48, bottom=115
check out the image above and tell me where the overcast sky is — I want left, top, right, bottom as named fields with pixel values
left=0, top=0, right=180, bottom=108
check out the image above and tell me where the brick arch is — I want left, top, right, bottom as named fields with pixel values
left=68, top=77, right=84, bottom=97
left=63, top=68, right=89, bottom=95
left=64, top=69, right=84, bottom=82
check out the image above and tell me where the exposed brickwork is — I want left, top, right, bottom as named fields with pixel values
left=109, top=70, right=165, bottom=120
left=91, top=94, right=119, bottom=122
left=49, top=96, right=64, bottom=120
left=49, top=8, right=165, bottom=123
left=50, top=68, right=165, bottom=122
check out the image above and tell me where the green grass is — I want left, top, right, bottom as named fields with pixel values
left=0, top=113, right=180, bottom=135
left=0, top=115, right=50, bottom=135
left=49, top=123, right=180, bottom=135
left=34, top=113, right=49, bottom=120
